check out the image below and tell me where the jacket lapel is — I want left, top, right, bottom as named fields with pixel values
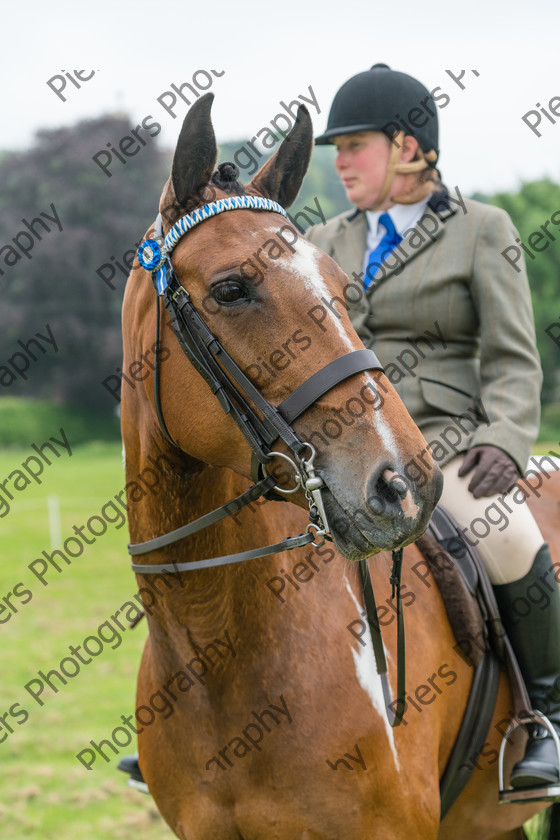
left=330, top=209, right=368, bottom=282
left=366, top=201, right=458, bottom=294
left=325, top=188, right=459, bottom=303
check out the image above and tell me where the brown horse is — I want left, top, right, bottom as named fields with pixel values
left=121, top=93, right=560, bottom=839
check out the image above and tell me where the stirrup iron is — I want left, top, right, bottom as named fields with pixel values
left=499, top=711, right=560, bottom=803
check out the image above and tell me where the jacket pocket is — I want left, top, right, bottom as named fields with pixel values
left=419, top=376, right=479, bottom=417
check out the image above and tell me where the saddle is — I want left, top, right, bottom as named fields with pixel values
left=417, top=505, right=531, bottom=817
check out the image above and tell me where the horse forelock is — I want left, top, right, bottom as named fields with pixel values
left=211, top=161, right=246, bottom=196
left=159, top=163, right=247, bottom=231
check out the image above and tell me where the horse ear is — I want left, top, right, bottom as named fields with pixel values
left=168, top=93, right=218, bottom=208
left=248, top=105, right=313, bottom=208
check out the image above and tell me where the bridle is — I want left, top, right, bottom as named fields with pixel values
left=127, top=193, right=407, bottom=726
left=128, top=194, right=385, bottom=566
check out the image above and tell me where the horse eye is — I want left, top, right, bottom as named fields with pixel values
left=213, top=281, right=246, bottom=304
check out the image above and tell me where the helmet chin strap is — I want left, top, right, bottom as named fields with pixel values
left=370, top=131, right=439, bottom=209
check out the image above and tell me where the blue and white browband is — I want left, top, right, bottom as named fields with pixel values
left=138, top=195, right=288, bottom=294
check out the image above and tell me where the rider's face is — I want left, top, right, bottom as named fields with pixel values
left=333, top=131, right=392, bottom=211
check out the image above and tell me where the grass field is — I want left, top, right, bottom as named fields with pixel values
left=0, top=441, right=164, bottom=839
left=1, top=438, right=557, bottom=838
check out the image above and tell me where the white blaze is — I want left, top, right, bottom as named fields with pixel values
left=345, top=579, right=400, bottom=769
left=277, top=238, right=355, bottom=350
left=277, top=234, right=403, bottom=467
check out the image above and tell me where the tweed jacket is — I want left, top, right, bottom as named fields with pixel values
left=306, top=187, right=542, bottom=471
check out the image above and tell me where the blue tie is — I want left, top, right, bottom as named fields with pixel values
left=364, top=212, right=403, bottom=290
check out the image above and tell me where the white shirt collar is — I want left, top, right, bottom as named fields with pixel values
left=365, top=196, right=430, bottom=239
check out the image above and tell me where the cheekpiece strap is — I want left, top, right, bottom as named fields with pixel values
left=137, top=196, right=288, bottom=293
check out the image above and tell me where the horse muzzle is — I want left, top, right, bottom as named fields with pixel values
left=319, top=462, right=443, bottom=561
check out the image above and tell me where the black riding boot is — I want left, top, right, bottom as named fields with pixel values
left=117, top=754, right=149, bottom=793
left=494, top=543, right=560, bottom=788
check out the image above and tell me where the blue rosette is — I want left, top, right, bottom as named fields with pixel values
left=138, top=238, right=164, bottom=272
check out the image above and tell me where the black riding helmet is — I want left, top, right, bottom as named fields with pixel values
left=315, top=63, right=439, bottom=164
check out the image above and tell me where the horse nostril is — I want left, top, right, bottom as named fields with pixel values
left=382, top=469, right=408, bottom=500
left=366, top=467, right=410, bottom=517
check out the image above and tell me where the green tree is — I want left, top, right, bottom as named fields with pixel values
left=474, top=179, right=560, bottom=405
left=0, top=116, right=169, bottom=412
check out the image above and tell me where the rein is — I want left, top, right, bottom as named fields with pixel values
left=128, top=194, right=406, bottom=725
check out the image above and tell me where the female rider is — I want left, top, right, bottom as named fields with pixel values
left=307, top=62, right=560, bottom=796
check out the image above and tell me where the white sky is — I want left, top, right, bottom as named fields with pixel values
left=3, top=0, right=560, bottom=196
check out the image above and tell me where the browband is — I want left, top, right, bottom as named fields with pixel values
left=138, top=196, right=288, bottom=287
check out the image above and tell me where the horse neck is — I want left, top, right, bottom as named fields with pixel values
left=128, top=446, right=308, bottom=660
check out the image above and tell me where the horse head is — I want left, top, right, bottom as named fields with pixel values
left=122, top=93, right=442, bottom=562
